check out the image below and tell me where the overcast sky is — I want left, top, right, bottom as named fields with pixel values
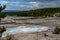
left=0, top=0, right=60, bottom=10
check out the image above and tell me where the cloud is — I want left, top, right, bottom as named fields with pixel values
left=40, top=1, right=60, bottom=7
left=0, top=0, right=60, bottom=10
left=0, top=1, right=40, bottom=10
left=0, top=1, right=8, bottom=5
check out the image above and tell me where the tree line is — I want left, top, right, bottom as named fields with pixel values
left=3, top=7, right=60, bottom=17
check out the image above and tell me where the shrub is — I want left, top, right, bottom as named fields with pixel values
left=44, top=33, right=48, bottom=37
left=6, top=35, right=17, bottom=40
left=0, top=26, right=6, bottom=37
left=53, top=27, right=60, bottom=34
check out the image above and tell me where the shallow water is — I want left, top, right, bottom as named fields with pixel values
left=27, top=25, right=42, bottom=28
left=6, top=25, right=42, bottom=32
left=6, top=28, right=19, bottom=32
left=2, top=25, right=48, bottom=37
left=6, top=25, right=48, bottom=34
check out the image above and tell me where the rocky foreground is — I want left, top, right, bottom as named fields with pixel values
left=13, top=30, right=60, bottom=40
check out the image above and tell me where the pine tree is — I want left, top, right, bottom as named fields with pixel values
left=0, top=4, right=6, bottom=22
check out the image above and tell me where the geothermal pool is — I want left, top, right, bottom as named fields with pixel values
left=2, top=25, right=48, bottom=37
left=6, top=25, right=48, bottom=33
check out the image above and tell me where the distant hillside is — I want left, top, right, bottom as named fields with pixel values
left=3, top=7, right=60, bottom=17
left=2, top=10, right=21, bottom=12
